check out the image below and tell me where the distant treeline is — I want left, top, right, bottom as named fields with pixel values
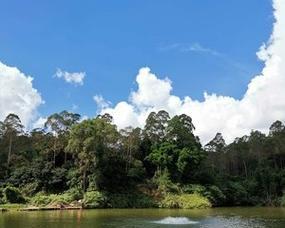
left=0, top=110, right=285, bottom=208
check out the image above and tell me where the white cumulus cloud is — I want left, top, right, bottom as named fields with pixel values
left=93, top=95, right=111, bottom=111
left=55, top=68, right=85, bottom=85
left=96, top=0, right=285, bottom=144
left=0, top=61, right=43, bottom=127
left=32, top=117, right=47, bottom=129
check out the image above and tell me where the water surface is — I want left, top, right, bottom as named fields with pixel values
left=1, top=207, right=285, bottom=228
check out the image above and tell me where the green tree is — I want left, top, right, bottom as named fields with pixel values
left=67, top=115, right=118, bottom=191
left=144, top=110, right=170, bottom=144
left=146, top=142, right=177, bottom=174
left=45, top=111, right=80, bottom=165
left=1, top=114, right=24, bottom=166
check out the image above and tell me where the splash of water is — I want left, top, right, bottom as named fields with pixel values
left=153, top=216, right=199, bottom=225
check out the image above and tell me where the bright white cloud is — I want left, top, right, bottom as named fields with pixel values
left=93, top=95, right=111, bottom=111
left=55, top=68, right=85, bottom=85
left=32, top=117, right=47, bottom=129
left=97, top=0, right=285, bottom=144
left=0, top=61, right=43, bottom=127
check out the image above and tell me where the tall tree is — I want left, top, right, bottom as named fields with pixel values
left=166, top=114, right=198, bottom=149
left=205, top=133, right=226, bottom=153
left=67, top=116, right=118, bottom=191
left=44, top=111, right=81, bottom=165
left=2, top=114, right=24, bottom=165
left=144, top=110, right=170, bottom=144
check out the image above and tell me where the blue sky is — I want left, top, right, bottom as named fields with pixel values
left=0, top=0, right=273, bottom=119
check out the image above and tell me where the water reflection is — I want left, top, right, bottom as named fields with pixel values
left=0, top=208, right=285, bottom=228
left=152, top=216, right=199, bottom=225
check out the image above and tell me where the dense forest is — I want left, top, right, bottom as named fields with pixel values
left=0, top=110, right=285, bottom=209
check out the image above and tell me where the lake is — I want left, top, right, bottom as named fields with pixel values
left=1, top=207, right=285, bottom=228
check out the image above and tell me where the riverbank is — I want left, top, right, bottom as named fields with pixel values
left=0, top=204, right=82, bottom=212
left=0, top=192, right=211, bottom=212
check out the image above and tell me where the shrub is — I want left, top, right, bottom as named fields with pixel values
left=0, top=188, right=4, bottom=204
left=206, top=185, right=226, bottom=206
left=153, top=170, right=180, bottom=193
left=280, top=193, right=285, bottom=207
left=21, top=182, right=40, bottom=197
left=159, top=193, right=211, bottom=209
left=222, top=181, right=248, bottom=205
left=65, top=187, right=83, bottom=201
left=3, top=186, right=26, bottom=203
left=107, top=193, right=156, bottom=208
left=181, top=184, right=225, bottom=206
left=182, top=184, right=207, bottom=195
left=31, top=189, right=83, bottom=206
left=50, top=194, right=71, bottom=205
left=31, top=192, right=53, bottom=206
left=83, top=191, right=107, bottom=208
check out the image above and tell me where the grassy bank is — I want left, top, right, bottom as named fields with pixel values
left=0, top=190, right=211, bottom=211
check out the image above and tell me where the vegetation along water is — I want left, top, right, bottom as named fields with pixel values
left=1, top=110, right=285, bottom=226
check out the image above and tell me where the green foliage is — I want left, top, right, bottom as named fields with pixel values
left=127, top=160, right=146, bottom=181
left=21, top=182, right=40, bottom=197
left=152, top=169, right=180, bottom=193
left=146, top=142, right=177, bottom=172
left=222, top=181, right=248, bottom=205
left=181, top=184, right=225, bottom=206
left=3, top=186, right=26, bottom=203
left=82, top=191, right=107, bottom=208
left=31, top=189, right=83, bottom=206
left=66, top=168, right=81, bottom=189
left=1, top=111, right=285, bottom=208
left=0, top=188, right=4, bottom=204
left=176, top=147, right=205, bottom=181
left=280, top=193, right=285, bottom=207
left=107, top=193, right=156, bottom=208
left=206, top=185, right=226, bottom=206
left=160, top=193, right=211, bottom=209
left=65, top=187, right=83, bottom=201
left=31, top=192, right=53, bottom=206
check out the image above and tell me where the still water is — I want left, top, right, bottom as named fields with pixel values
left=1, top=207, right=285, bottom=228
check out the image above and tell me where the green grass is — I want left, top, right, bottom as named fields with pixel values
left=0, top=204, right=26, bottom=210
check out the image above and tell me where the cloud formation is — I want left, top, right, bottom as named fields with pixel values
left=161, top=42, right=222, bottom=57
left=0, top=61, right=43, bottom=127
left=55, top=68, right=85, bottom=85
left=93, top=95, right=111, bottom=111
left=98, top=0, right=285, bottom=144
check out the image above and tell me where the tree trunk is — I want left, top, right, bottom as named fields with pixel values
left=64, top=151, right=67, bottom=164
left=7, top=135, right=12, bottom=166
left=243, top=160, right=248, bottom=178
left=83, top=167, right=87, bottom=192
left=53, top=138, right=57, bottom=167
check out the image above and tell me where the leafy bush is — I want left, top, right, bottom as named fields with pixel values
left=83, top=191, right=107, bottom=208
left=31, top=189, right=83, bottom=206
left=182, top=184, right=207, bottom=195
left=50, top=193, right=72, bottom=205
left=222, top=181, right=248, bottom=205
left=159, top=193, right=211, bottom=209
left=3, top=186, right=26, bottom=203
left=206, top=185, right=226, bottom=206
left=280, top=193, right=285, bottom=207
left=65, top=187, right=83, bottom=201
left=21, top=182, right=40, bottom=197
left=153, top=170, right=180, bottom=193
left=107, top=193, right=156, bottom=208
left=0, top=188, right=4, bottom=204
left=181, top=184, right=225, bottom=206
left=31, top=192, right=53, bottom=206
left=66, top=168, right=81, bottom=189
